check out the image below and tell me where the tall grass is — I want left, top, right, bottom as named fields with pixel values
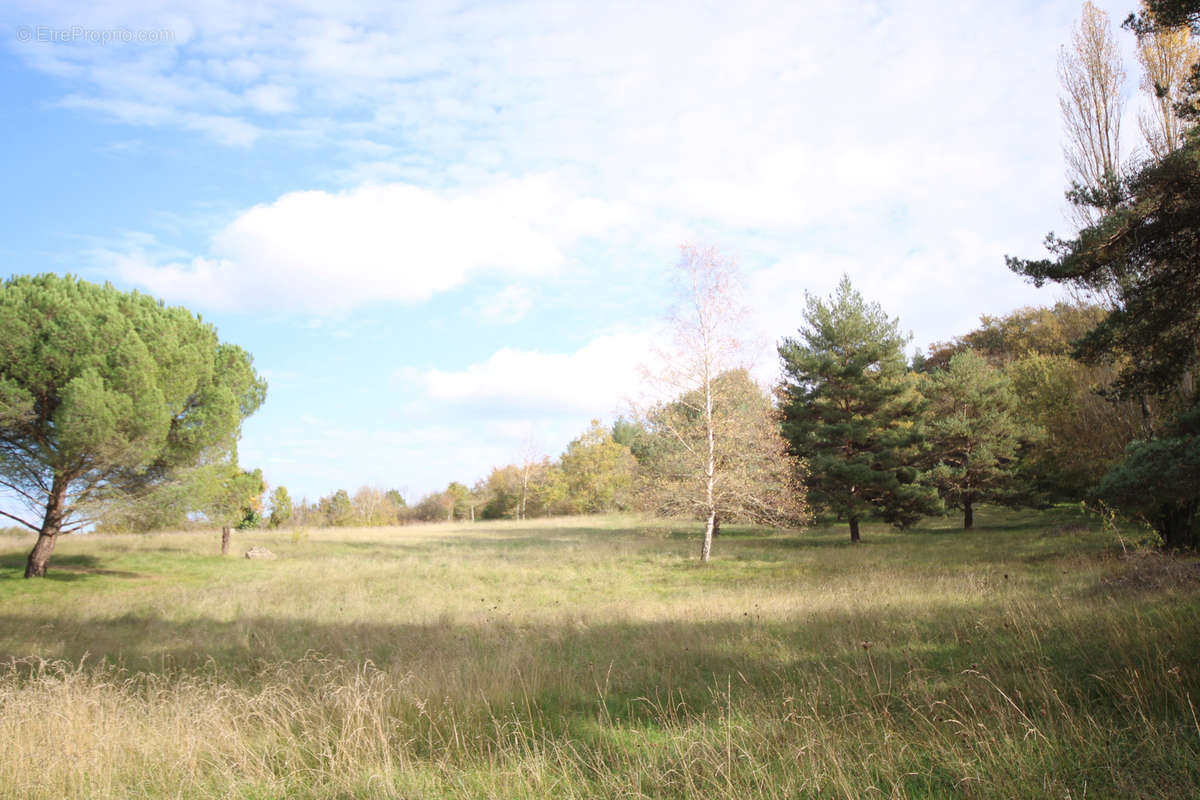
left=0, top=509, right=1197, bottom=798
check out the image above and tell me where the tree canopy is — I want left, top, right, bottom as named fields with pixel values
left=636, top=368, right=807, bottom=532
left=778, top=276, right=937, bottom=542
left=924, top=352, right=1040, bottom=528
left=0, top=274, right=266, bottom=576
left=1008, top=140, right=1200, bottom=403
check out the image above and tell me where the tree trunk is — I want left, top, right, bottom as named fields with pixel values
left=1158, top=503, right=1197, bottom=551
left=963, top=497, right=974, bottom=530
left=519, top=469, right=529, bottom=522
left=712, top=514, right=720, bottom=538
left=849, top=517, right=860, bottom=543
left=700, top=510, right=715, bottom=562
left=25, top=474, right=68, bottom=578
left=25, top=531, right=58, bottom=578
left=221, top=526, right=231, bottom=555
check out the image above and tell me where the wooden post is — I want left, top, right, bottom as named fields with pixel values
left=221, top=526, right=231, bottom=555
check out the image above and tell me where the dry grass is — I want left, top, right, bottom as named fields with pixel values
left=0, top=509, right=1197, bottom=798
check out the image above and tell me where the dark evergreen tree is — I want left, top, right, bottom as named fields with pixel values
left=924, top=352, right=1040, bottom=528
left=778, top=277, right=938, bottom=542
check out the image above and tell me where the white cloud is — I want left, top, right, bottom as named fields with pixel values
left=406, top=331, right=653, bottom=419
left=478, top=285, right=534, bottom=324
left=244, top=83, right=296, bottom=114
left=110, top=176, right=631, bottom=312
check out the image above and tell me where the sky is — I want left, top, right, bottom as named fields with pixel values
left=0, top=0, right=1151, bottom=504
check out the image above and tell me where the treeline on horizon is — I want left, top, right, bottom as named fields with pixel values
left=98, top=297, right=1153, bottom=542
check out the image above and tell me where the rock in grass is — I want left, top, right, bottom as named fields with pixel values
left=245, top=546, right=277, bottom=560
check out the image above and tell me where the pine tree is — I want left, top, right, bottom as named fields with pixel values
left=924, top=352, right=1040, bottom=528
left=777, top=277, right=938, bottom=542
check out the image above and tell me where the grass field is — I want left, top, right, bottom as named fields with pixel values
left=0, top=508, right=1197, bottom=799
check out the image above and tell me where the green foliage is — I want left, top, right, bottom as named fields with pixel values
left=924, top=352, right=1041, bottom=527
left=409, top=491, right=450, bottom=523
left=923, top=304, right=1145, bottom=501
left=1008, top=139, right=1200, bottom=402
left=479, top=465, right=522, bottom=519
left=443, top=481, right=473, bottom=521
left=203, top=466, right=265, bottom=529
left=267, top=486, right=292, bottom=529
left=1006, top=351, right=1144, bottom=497
left=558, top=421, right=636, bottom=514
left=0, top=274, right=265, bottom=573
left=317, top=489, right=353, bottom=526
left=1098, top=403, right=1200, bottom=550
left=923, top=303, right=1108, bottom=371
left=778, top=276, right=938, bottom=539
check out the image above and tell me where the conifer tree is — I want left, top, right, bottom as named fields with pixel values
left=0, top=274, right=265, bottom=576
left=924, top=352, right=1040, bottom=528
left=778, top=277, right=938, bottom=542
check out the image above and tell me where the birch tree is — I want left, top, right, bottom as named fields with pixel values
left=639, top=244, right=806, bottom=562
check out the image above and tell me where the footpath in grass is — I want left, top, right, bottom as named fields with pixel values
left=0, top=507, right=1197, bottom=799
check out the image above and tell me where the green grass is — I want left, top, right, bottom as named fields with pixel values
left=0, top=508, right=1197, bottom=798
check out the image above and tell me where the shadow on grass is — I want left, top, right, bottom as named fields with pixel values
left=0, top=576, right=1195, bottom=721
left=0, top=552, right=146, bottom=582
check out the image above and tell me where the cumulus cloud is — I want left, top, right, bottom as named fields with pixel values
left=110, top=176, right=631, bottom=312
left=405, top=331, right=654, bottom=419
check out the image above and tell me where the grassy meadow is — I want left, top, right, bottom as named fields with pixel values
left=0, top=508, right=1198, bottom=799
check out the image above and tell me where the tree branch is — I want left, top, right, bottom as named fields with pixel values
left=0, top=509, right=39, bottom=532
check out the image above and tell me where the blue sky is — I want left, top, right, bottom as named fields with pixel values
left=1, top=0, right=1146, bottom=504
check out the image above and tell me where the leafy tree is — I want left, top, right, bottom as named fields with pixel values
left=637, top=244, right=779, bottom=561
left=527, top=459, right=570, bottom=517
left=922, top=303, right=1108, bottom=371
left=444, top=481, right=473, bottom=521
left=409, top=490, right=449, bottom=522
left=558, top=421, right=635, bottom=514
left=778, top=276, right=938, bottom=542
left=1006, top=352, right=1144, bottom=498
left=1010, top=100, right=1200, bottom=406
left=318, top=489, right=353, bottom=526
left=923, top=304, right=1145, bottom=498
left=637, top=369, right=808, bottom=534
left=351, top=485, right=402, bottom=525
left=268, top=486, right=292, bottom=528
left=0, top=274, right=265, bottom=577
left=1127, top=0, right=1200, bottom=38
left=479, top=465, right=522, bottom=519
left=206, top=467, right=265, bottom=530
left=924, top=352, right=1040, bottom=528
